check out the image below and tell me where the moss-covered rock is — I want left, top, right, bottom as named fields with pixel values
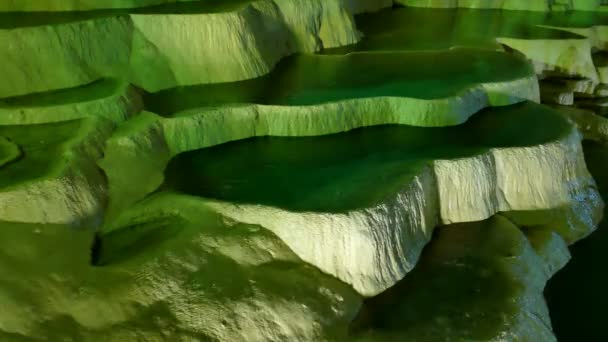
left=0, top=136, right=20, bottom=167
left=0, top=79, right=142, bottom=125
left=0, top=119, right=112, bottom=226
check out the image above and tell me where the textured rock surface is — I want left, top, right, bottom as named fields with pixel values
left=0, top=0, right=394, bottom=98
left=0, top=207, right=361, bottom=341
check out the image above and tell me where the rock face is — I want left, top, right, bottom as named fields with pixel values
left=0, top=214, right=361, bottom=341
left=0, top=1, right=606, bottom=341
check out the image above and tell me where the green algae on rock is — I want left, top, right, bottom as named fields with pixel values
left=0, top=119, right=112, bottom=226
left=0, top=79, right=143, bottom=125
left=352, top=215, right=568, bottom=341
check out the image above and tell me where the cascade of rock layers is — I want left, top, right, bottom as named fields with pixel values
left=0, top=1, right=605, bottom=341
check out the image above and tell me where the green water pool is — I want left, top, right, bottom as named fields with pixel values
left=164, top=101, right=570, bottom=212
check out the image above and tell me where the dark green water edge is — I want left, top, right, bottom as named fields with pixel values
left=145, top=48, right=533, bottom=116
left=164, top=101, right=570, bottom=212
left=545, top=141, right=608, bottom=341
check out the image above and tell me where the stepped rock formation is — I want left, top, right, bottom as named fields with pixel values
left=0, top=0, right=391, bottom=98
left=0, top=1, right=606, bottom=341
